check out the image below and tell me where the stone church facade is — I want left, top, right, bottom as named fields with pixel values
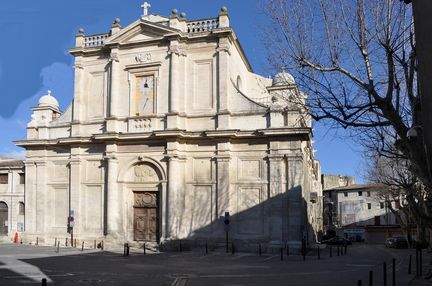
left=16, top=4, right=322, bottom=250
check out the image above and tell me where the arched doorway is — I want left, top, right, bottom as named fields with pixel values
left=121, top=160, right=166, bottom=243
left=0, top=202, right=8, bottom=236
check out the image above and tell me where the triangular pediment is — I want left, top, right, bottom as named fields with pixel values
left=104, top=18, right=180, bottom=46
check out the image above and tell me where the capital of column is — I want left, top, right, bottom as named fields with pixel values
left=214, top=155, right=231, bottom=162
left=110, top=53, right=119, bottom=62
left=267, top=154, right=284, bottom=161
left=69, top=159, right=82, bottom=166
left=168, top=45, right=187, bottom=57
left=104, top=154, right=118, bottom=162
left=73, top=62, right=84, bottom=69
left=216, top=43, right=231, bottom=55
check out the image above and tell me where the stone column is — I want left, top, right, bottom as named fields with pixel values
left=217, top=38, right=231, bottom=129
left=106, top=156, right=121, bottom=238
left=216, top=142, right=231, bottom=237
left=286, top=155, right=305, bottom=249
left=35, top=161, right=47, bottom=234
left=167, top=156, right=179, bottom=239
left=167, top=43, right=184, bottom=129
left=107, top=50, right=120, bottom=132
left=71, top=59, right=84, bottom=136
left=69, top=155, right=82, bottom=235
left=24, top=162, right=36, bottom=234
left=268, top=154, right=284, bottom=244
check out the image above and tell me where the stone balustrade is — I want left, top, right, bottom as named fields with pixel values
left=187, top=18, right=219, bottom=33
left=84, top=33, right=110, bottom=47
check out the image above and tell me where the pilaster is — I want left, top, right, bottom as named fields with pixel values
left=71, top=59, right=84, bottom=136
left=285, top=154, right=305, bottom=248
left=107, top=50, right=120, bottom=133
left=24, top=162, right=36, bottom=233
left=105, top=153, right=121, bottom=238
left=267, top=154, right=284, bottom=243
left=35, top=161, right=47, bottom=234
left=167, top=42, right=186, bottom=129
left=69, top=152, right=82, bottom=235
left=217, top=37, right=231, bottom=129
left=216, top=142, right=231, bottom=236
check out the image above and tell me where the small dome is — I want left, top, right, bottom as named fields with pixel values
left=38, top=90, right=59, bottom=109
left=272, top=72, right=295, bottom=86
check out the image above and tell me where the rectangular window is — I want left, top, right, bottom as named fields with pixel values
left=344, top=192, right=348, bottom=197
left=380, top=202, right=384, bottom=209
left=367, top=203, right=371, bottom=210
left=0, top=174, right=8, bottom=184
left=358, top=191, right=363, bottom=196
left=19, top=174, right=25, bottom=184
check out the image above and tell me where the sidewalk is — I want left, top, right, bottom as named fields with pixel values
left=409, top=249, right=432, bottom=285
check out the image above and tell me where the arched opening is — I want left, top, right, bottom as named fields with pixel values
left=18, top=202, right=25, bottom=216
left=0, top=202, right=8, bottom=236
left=122, top=161, right=164, bottom=243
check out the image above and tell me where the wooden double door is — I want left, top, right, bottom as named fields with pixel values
left=133, top=192, right=159, bottom=242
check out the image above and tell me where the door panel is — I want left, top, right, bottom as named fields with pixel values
left=133, top=192, right=159, bottom=241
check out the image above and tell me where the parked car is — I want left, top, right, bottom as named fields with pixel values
left=323, top=236, right=352, bottom=246
left=385, top=236, right=408, bottom=249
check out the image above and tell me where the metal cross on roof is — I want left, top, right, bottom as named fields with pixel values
left=141, top=2, right=151, bottom=16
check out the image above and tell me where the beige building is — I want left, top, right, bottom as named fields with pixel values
left=16, top=4, right=322, bottom=250
left=0, top=158, right=25, bottom=241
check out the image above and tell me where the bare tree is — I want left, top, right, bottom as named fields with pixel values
left=262, top=0, right=432, bottom=226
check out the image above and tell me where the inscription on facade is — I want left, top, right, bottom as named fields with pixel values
left=134, top=164, right=158, bottom=182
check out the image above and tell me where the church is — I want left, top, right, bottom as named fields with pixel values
left=16, top=3, right=322, bottom=251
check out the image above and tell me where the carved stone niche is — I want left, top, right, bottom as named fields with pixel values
left=134, top=192, right=157, bottom=208
left=134, top=163, right=159, bottom=183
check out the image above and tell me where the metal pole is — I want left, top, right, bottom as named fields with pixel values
left=330, top=246, right=332, bottom=258
left=81, top=241, right=84, bottom=252
left=419, top=248, right=423, bottom=277
left=54, top=237, right=57, bottom=247
left=416, top=248, right=419, bottom=278
left=56, top=241, right=60, bottom=253
left=41, top=278, right=47, bottom=286
left=408, top=255, right=412, bottom=274
left=231, top=243, right=235, bottom=255
left=65, top=238, right=68, bottom=247
left=383, top=262, right=387, bottom=286
left=225, top=231, right=228, bottom=253
left=94, top=240, right=96, bottom=249
left=258, top=243, right=261, bottom=256
left=36, top=237, right=38, bottom=246
left=369, top=270, right=373, bottom=286
left=286, top=244, right=289, bottom=256
left=280, top=247, right=283, bottom=261
left=357, top=280, right=362, bottom=286
left=392, top=258, right=396, bottom=286
left=144, top=243, right=146, bottom=255
left=205, top=242, right=208, bottom=255
left=179, top=240, right=182, bottom=252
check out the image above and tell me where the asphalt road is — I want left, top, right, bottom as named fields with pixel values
left=0, top=243, right=417, bottom=285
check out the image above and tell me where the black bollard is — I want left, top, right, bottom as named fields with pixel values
left=56, top=241, right=60, bottom=253
left=286, top=244, right=290, bottom=256
left=383, top=262, right=387, bottom=286
left=369, top=270, right=373, bottom=286
left=205, top=242, right=208, bottom=254
left=94, top=240, right=96, bottom=249
left=337, top=246, right=340, bottom=256
left=65, top=238, right=68, bottom=247
left=127, top=244, right=130, bottom=256
left=258, top=243, right=261, bottom=256
left=345, top=244, right=347, bottom=255
left=144, top=243, right=146, bottom=255
left=101, top=240, right=104, bottom=251
left=41, top=278, right=47, bottom=286
left=280, top=247, right=283, bottom=261
left=232, top=243, right=235, bottom=255
left=408, top=254, right=412, bottom=274
left=36, top=237, right=39, bottom=246
left=357, top=280, right=362, bottom=286
left=416, top=248, right=419, bottom=278
left=392, top=258, right=396, bottom=286
left=317, top=246, right=320, bottom=260
left=419, top=248, right=423, bottom=277
left=123, top=243, right=127, bottom=256
left=330, top=246, right=333, bottom=258
left=54, top=238, right=57, bottom=247
left=179, top=241, right=182, bottom=252
left=74, top=239, right=77, bottom=248
left=81, top=241, right=84, bottom=252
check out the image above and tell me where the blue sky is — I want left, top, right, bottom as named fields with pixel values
left=0, top=0, right=364, bottom=183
